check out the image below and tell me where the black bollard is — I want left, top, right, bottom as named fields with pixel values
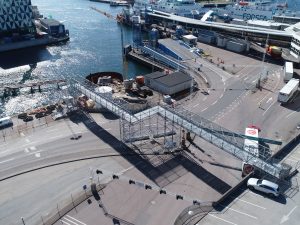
left=38, top=85, right=41, bottom=92
left=30, top=87, right=34, bottom=94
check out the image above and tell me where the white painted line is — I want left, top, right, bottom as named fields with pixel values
left=220, top=205, right=257, bottom=219
left=60, top=220, right=71, bottom=225
left=63, top=217, right=79, bottom=225
left=289, top=155, right=300, bottom=161
left=212, top=100, right=218, bottom=105
left=262, top=101, right=276, bottom=116
left=266, top=97, right=273, bottom=104
left=45, top=128, right=61, bottom=133
left=25, top=138, right=30, bottom=143
left=243, top=77, right=248, bottom=81
left=201, top=107, right=208, bottom=112
left=208, top=214, right=237, bottom=225
left=285, top=158, right=298, bottom=162
left=24, top=148, right=30, bottom=153
left=232, top=197, right=266, bottom=209
left=0, top=158, right=15, bottom=164
left=0, top=149, right=11, bottom=155
left=219, top=93, right=224, bottom=99
left=252, top=79, right=257, bottom=83
left=66, top=215, right=87, bottom=225
left=35, top=153, right=41, bottom=158
left=193, top=103, right=199, bottom=108
left=20, top=132, right=25, bottom=137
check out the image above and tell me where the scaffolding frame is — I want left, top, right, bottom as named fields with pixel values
left=70, top=79, right=288, bottom=179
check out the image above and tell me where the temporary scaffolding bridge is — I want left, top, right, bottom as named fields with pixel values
left=72, top=79, right=286, bottom=179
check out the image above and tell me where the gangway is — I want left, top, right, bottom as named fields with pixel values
left=71, top=79, right=285, bottom=179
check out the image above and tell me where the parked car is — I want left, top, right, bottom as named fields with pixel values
left=18, top=113, right=27, bottom=119
left=35, top=112, right=45, bottom=119
left=23, top=116, right=33, bottom=122
left=247, top=178, right=279, bottom=197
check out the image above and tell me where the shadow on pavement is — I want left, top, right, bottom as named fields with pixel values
left=76, top=110, right=232, bottom=194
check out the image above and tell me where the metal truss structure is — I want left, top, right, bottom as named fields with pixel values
left=70, top=79, right=290, bottom=179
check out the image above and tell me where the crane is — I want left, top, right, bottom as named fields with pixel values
left=90, top=7, right=127, bottom=79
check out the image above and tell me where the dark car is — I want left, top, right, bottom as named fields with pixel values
left=23, top=116, right=33, bottom=122
left=35, top=113, right=45, bottom=119
left=18, top=113, right=27, bottom=119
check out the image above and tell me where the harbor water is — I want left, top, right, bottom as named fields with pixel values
left=0, top=0, right=150, bottom=116
left=0, top=0, right=300, bottom=116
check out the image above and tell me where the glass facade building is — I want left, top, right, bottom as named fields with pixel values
left=0, top=0, right=36, bottom=36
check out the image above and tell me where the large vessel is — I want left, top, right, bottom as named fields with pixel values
left=214, top=0, right=300, bottom=21
left=133, top=0, right=207, bottom=18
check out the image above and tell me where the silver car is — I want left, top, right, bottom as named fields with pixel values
left=247, top=178, right=280, bottom=197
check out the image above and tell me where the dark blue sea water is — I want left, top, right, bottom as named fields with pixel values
left=0, top=0, right=299, bottom=116
left=0, top=0, right=150, bottom=116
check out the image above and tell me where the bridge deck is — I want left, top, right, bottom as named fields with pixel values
left=72, top=80, right=284, bottom=179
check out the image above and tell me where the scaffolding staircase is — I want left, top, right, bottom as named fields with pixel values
left=71, top=79, right=285, bottom=179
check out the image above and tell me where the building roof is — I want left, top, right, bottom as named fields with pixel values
left=182, top=34, right=197, bottom=40
left=156, top=71, right=192, bottom=87
left=144, top=71, right=165, bottom=79
left=40, top=18, right=61, bottom=26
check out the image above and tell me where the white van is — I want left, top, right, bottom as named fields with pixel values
left=0, top=116, right=13, bottom=129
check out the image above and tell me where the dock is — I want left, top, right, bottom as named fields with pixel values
left=1, top=79, right=67, bottom=98
left=126, top=50, right=170, bottom=72
left=90, top=0, right=131, bottom=6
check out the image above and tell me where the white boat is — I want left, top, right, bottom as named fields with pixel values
left=214, top=0, right=300, bottom=21
left=133, top=0, right=206, bottom=18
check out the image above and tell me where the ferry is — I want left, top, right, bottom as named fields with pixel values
left=133, top=0, right=207, bottom=18
left=214, top=0, right=300, bottom=21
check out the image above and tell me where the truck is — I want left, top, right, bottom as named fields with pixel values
left=284, top=61, right=293, bottom=82
left=278, top=78, right=299, bottom=103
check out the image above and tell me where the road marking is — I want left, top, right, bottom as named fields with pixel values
left=201, top=107, right=208, bottom=112
left=66, top=215, right=87, bottom=225
left=193, top=103, right=199, bottom=108
left=220, top=204, right=257, bottom=219
left=289, top=155, right=300, bottom=161
left=285, top=158, right=298, bottom=162
left=280, top=206, right=298, bottom=224
left=208, top=214, right=237, bottom=225
left=232, top=197, right=266, bottom=209
left=35, top=152, right=41, bottom=158
left=20, top=132, right=25, bottom=137
left=286, top=111, right=296, bottom=118
left=219, top=93, right=224, bottom=99
left=262, top=101, right=276, bottom=116
left=0, top=158, right=15, bottom=164
left=45, top=128, right=62, bottom=133
left=212, top=100, right=218, bottom=105
left=63, top=217, right=79, bottom=225
left=25, top=138, right=30, bottom=143
left=266, top=97, right=273, bottom=104
left=60, top=220, right=71, bottom=225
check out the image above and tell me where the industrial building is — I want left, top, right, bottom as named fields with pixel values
left=144, top=71, right=192, bottom=95
left=0, top=0, right=35, bottom=37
